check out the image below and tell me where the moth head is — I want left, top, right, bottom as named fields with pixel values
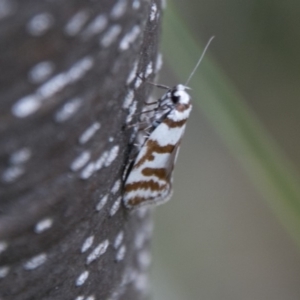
left=171, top=84, right=191, bottom=105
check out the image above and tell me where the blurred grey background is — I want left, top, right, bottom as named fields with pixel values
left=151, top=0, right=300, bottom=299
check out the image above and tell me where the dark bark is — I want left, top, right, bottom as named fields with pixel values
left=0, top=0, right=162, bottom=299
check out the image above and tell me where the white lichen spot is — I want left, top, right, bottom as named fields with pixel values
left=143, top=219, right=154, bottom=237
left=38, top=73, right=69, bottom=98
left=75, top=296, right=84, bottom=300
left=0, top=266, right=9, bottom=278
left=119, top=25, right=141, bottom=51
left=79, top=122, right=101, bottom=144
left=134, top=231, right=146, bottom=250
left=137, top=250, right=151, bottom=270
left=29, top=61, right=54, bottom=84
left=68, top=56, right=94, bottom=81
left=23, top=253, right=47, bottom=270
left=123, top=90, right=134, bottom=109
left=101, top=25, right=121, bottom=47
left=54, top=97, right=82, bottom=122
left=96, top=194, right=109, bottom=211
left=138, top=100, right=155, bottom=126
left=76, top=270, right=89, bottom=286
left=38, top=57, right=93, bottom=98
left=115, top=245, right=126, bottom=262
left=82, top=14, right=107, bottom=38
left=0, top=241, right=8, bottom=254
left=113, top=231, right=124, bottom=249
left=132, top=0, right=140, bottom=10
left=70, top=151, right=91, bottom=172
left=0, top=0, right=16, bottom=20
left=144, top=61, right=153, bottom=78
left=126, top=60, right=138, bottom=85
left=64, top=10, right=89, bottom=36
left=85, top=296, right=95, bottom=300
left=111, top=180, right=121, bottom=194
left=133, top=128, right=146, bottom=149
left=109, top=196, right=121, bottom=217
left=27, top=12, right=54, bottom=36
left=155, top=53, right=163, bottom=73
left=134, top=221, right=154, bottom=248
left=126, top=100, right=137, bottom=124
left=12, top=95, right=41, bottom=118
left=150, top=3, right=157, bottom=21
left=2, top=165, right=24, bottom=183
left=122, top=267, right=138, bottom=285
left=94, top=151, right=108, bottom=171
left=109, top=136, right=114, bottom=142
left=12, top=57, right=93, bottom=118
left=80, top=162, right=96, bottom=180
left=136, top=206, right=149, bottom=219
left=111, top=0, right=127, bottom=20
left=109, top=290, right=123, bottom=300
left=34, top=218, right=53, bottom=233
left=105, top=145, right=119, bottom=167
left=86, top=239, right=109, bottom=264
left=134, top=74, right=143, bottom=89
left=10, top=148, right=31, bottom=164
left=81, top=235, right=94, bottom=253
left=134, top=273, right=149, bottom=292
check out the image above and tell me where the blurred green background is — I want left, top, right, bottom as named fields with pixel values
left=151, top=1, right=300, bottom=299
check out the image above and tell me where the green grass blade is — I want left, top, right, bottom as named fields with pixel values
left=163, top=3, right=300, bottom=247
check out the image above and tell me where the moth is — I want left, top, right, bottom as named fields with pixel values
left=123, top=37, right=214, bottom=209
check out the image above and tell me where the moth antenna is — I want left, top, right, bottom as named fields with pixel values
left=137, top=73, right=170, bottom=90
left=185, top=36, right=215, bottom=86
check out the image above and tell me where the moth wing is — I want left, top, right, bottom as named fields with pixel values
left=123, top=103, right=190, bottom=209
left=123, top=133, right=182, bottom=208
left=164, top=139, right=181, bottom=182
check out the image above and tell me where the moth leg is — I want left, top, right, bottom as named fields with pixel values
left=144, top=100, right=158, bottom=106
left=133, top=108, right=157, bottom=116
left=126, top=120, right=150, bottom=129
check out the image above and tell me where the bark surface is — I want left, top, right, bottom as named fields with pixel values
left=0, top=0, right=162, bottom=299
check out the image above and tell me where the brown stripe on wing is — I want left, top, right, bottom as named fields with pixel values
left=176, top=103, right=191, bottom=112
left=127, top=187, right=171, bottom=206
left=135, top=140, right=176, bottom=168
left=163, top=118, right=187, bottom=128
left=127, top=196, right=146, bottom=206
left=125, top=179, right=168, bottom=193
left=165, top=141, right=181, bottom=178
left=142, top=167, right=168, bottom=180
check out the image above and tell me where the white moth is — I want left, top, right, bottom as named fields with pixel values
left=123, top=37, right=214, bottom=209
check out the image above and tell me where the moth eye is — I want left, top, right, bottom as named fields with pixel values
left=171, top=95, right=180, bottom=103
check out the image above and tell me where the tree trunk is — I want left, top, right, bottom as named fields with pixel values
left=0, top=0, right=162, bottom=299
